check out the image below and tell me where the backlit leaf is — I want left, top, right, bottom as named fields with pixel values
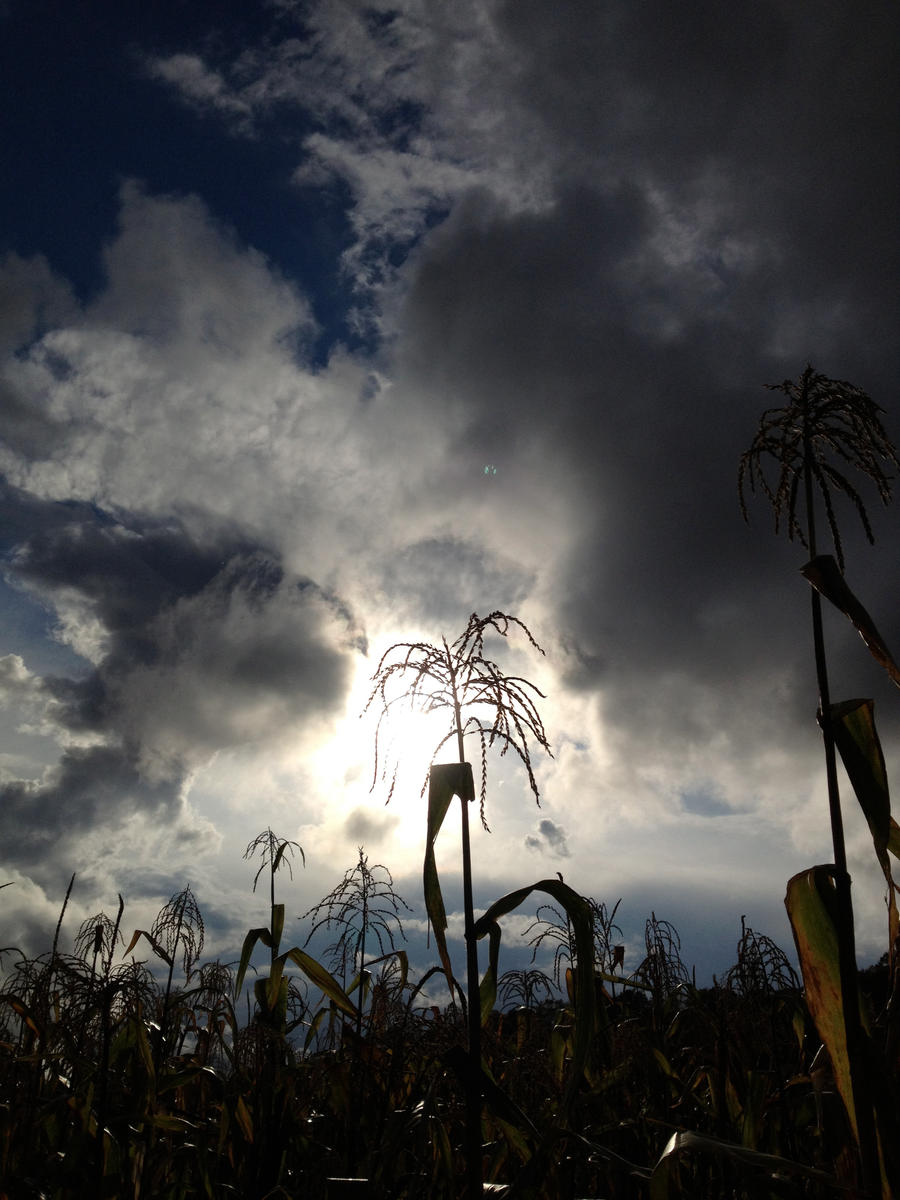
left=282, top=947, right=358, bottom=1018
left=784, top=866, right=857, bottom=1140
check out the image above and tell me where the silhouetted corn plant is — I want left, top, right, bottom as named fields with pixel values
left=240, top=826, right=305, bottom=1036
left=365, top=610, right=552, bottom=1199
left=740, top=363, right=899, bottom=1196
left=302, top=847, right=411, bottom=1174
left=497, top=968, right=554, bottom=1012
left=302, top=846, right=411, bottom=1028
left=525, top=889, right=624, bottom=996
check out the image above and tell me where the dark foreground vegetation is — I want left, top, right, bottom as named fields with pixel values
left=0, top=864, right=896, bottom=1199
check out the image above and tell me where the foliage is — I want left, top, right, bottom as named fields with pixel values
left=740, top=363, right=900, bottom=1197
left=302, top=847, right=411, bottom=987
left=3, top=869, right=859, bottom=1200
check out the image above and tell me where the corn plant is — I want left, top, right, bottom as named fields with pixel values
left=365, top=610, right=553, bottom=1198
left=235, top=829, right=362, bottom=1196
left=301, top=848, right=411, bottom=1176
left=526, top=889, right=624, bottom=996
left=740, top=363, right=900, bottom=1196
left=302, top=846, right=411, bottom=1029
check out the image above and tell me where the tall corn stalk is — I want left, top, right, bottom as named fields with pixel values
left=365, top=610, right=552, bottom=1199
left=739, top=363, right=898, bottom=1195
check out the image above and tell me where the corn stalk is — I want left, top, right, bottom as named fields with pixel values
left=365, top=610, right=552, bottom=1198
left=740, top=364, right=898, bottom=1195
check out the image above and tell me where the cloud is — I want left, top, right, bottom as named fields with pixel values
left=146, top=2, right=551, bottom=302
left=145, top=53, right=256, bottom=131
left=0, top=486, right=362, bottom=885
left=343, top=805, right=400, bottom=846
left=525, top=818, right=570, bottom=858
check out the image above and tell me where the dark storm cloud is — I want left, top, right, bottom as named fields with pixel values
left=1, top=744, right=179, bottom=872
left=499, top=0, right=900, bottom=357
left=0, top=484, right=363, bottom=876
left=401, top=186, right=806, bottom=669
left=394, top=0, right=900, bottom=767
left=3, top=482, right=256, bottom=656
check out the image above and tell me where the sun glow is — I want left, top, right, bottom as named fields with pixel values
left=311, top=655, right=461, bottom=846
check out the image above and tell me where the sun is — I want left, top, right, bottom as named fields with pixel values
left=311, top=657, right=457, bottom=838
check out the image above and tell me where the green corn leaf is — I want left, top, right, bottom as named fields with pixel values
left=270, top=902, right=285, bottom=953
left=281, top=946, right=358, bottom=1018
left=423, top=762, right=474, bottom=987
left=889, top=817, right=900, bottom=860
left=234, top=926, right=274, bottom=1000
left=478, top=920, right=503, bottom=1024
left=831, top=699, right=890, bottom=858
left=254, top=975, right=288, bottom=1027
left=234, top=1094, right=253, bottom=1143
left=304, top=1005, right=329, bottom=1052
left=157, top=1066, right=210, bottom=1094
left=151, top=1113, right=199, bottom=1132
left=267, top=953, right=286, bottom=998
left=133, top=1015, right=155, bottom=1083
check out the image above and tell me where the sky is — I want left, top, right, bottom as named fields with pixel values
left=2, top=0, right=899, bottom=995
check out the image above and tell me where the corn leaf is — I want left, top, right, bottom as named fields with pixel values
left=478, top=921, right=503, bottom=1024
left=595, top=969, right=651, bottom=992
left=234, top=1094, right=253, bottom=1143
left=650, top=1129, right=840, bottom=1199
left=832, top=700, right=890, bottom=857
left=281, top=947, right=358, bottom=1018
left=423, top=763, right=474, bottom=988
left=890, top=817, right=900, bottom=859
left=270, top=902, right=285, bottom=952
left=473, top=879, right=596, bottom=1104
left=1, top=996, right=41, bottom=1037
left=151, top=1113, right=199, bottom=1132
left=233, top=926, right=274, bottom=1000
left=303, top=1005, right=329, bottom=1052
left=784, top=865, right=858, bottom=1141
left=362, top=948, right=409, bottom=991
left=831, top=699, right=899, bottom=952
left=122, top=928, right=173, bottom=966
left=802, top=556, right=900, bottom=687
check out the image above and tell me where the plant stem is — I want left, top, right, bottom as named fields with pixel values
left=803, top=409, right=879, bottom=1196
left=448, top=647, right=482, bottom=1200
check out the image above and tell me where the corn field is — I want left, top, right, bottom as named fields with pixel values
left=0, top=857, right=896, bottom=1199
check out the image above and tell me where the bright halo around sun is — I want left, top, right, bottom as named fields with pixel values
left=312, top=656, right=459, bottom=844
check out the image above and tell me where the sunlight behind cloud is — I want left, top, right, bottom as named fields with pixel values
left=310, top=648, right=460, bottom=858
